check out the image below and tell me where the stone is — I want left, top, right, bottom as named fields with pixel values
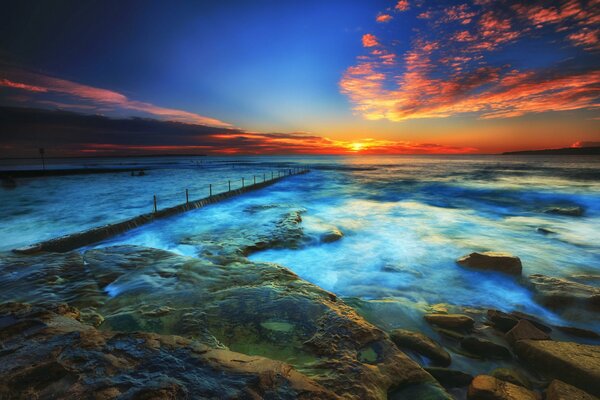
left=467, top=375, right=539, bottom=400
left=546, top=379, right=598, bottom=400
left=389, top=381, right=454, bottom=400
left=505, top=320, right=550, bottom=345
left=490, top=368, right=531, bottom=389
left=390, top=329, right=451, bottom=366
left=554, top=325, right=600, bottom=339
left=509, top=311, right=552, bottom=333
left=457, top=252, right=522, bottom=275
left=537, top=227, right=556, bottom=235
left=528, top=274, right=600, bottom=311
left=460, top=336, right=511, bottom=359
left=424, top=314, right=475, bottom=330
left=425, top=367, right=473, bottom=388
left=544, top=206, right=584, bottom=217
left=487, top=309, right=519, bottom=332
left=515, top=340, right=600, bottom=397
left=0, top=245, right=435, bottom=400
left=0, top=303, right=338, bottom=400
left=321, top=228, right=344, bottom=243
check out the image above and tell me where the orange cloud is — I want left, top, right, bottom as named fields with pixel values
left=395, top=1, right=410, bottom=12
left=0, top=70, right=230, bottom=127
left=376, top=14, right=393, bottom=23
left=340, top=0, right=600, bottom=122
left=361, top=34, right=379, bottom=47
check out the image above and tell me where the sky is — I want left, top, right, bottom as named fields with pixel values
left=0, top=0, right=599, bottom=156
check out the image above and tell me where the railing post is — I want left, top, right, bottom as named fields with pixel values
left=209, top=184, right=212, bottom=197
left=153, top=195, right=157, bottom=213
left=228, top=180, right=231, bottom=191
left=186, top=189, right=189, bottom=204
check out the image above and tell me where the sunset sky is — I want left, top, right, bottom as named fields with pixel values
left=1, top=0, right=599, bottom=156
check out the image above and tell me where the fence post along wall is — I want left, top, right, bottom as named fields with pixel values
left=14, top=167, right=311, bottom=254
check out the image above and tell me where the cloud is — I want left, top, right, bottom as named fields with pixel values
left=361, top=34, right=379, bottom=47
left=395, top=1, right=410, bottom=12
left=0, top=69, right=230, bottom=127
left=340, top=0, right=600, bottom=122
left=0, top=106, right=478, bottom=156
left=376, top=14, right=393, bottom=23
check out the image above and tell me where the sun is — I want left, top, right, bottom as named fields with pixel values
left=349, top=142, right=365, bottom=152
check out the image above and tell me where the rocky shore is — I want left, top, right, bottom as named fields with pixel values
left=0, top=206, right=599, bottom=399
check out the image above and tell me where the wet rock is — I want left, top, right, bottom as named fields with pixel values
left=425, top=367, right=473, bottom=388
left=389, top=381, right=454, bottom=400
left=490, top=368, right=532, bottom=389
left=515, top=340, right=600, bottom=396
left=0, top=303, right=338, bottom=400
left=546, top=379, right=598, bottom=400
left=505, top=320, right=550, bottom=346
left=508, top=311, right=552, bottom=333
left=544, top=206, right=584, bottom=217
left=460, top=336, right=511, bottom=359
left=320, top=228, right=344, bottom=243
left=536, top=227, right=556, bottom=235
left=554, top=325, right=600, bottom=339
left=434, top=327, right=466, bottom=341
left=0, top=246, right=435, bottom=400
left=390, top=329, right=451, bottom=366
left=457, top=252, right=522, bottom=275
left=528, top=274, right=600, bottom=311
left=424, top=314, right=475, bottom=330
left=487, top=309, right=519, bottom=333
left=467, top=375, right=539, bottom=400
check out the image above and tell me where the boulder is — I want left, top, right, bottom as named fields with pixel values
left=528, top=274, right=600, bottom=311
left=460, top=336, right=511, bottom=359
left=0, top=303, right=338, bottom=400
left=390, top=329, right=451, bottom=366
left=425, top=367, right=473, bottom=388
left=321, top=228, right=344, bottom=243
left=487, top=309, right=519, bottom=332
left=544, top=206, right=584, bottom=217
left=554, top=325, right=600, bottom=339
left=467, top=375, right=539, bottom=400
left=457, top=252, right=522, bottom=275
left=546, top=379, right=598, bottom=400
left=490, top=368, right=532, bottom=389
left=424, top=314, right=475, bottom=330
left=515, top=340, right=600, bottom=396
left=505, top=320, right=550, bottom=346
left=509, top=311, right=553, bottom=333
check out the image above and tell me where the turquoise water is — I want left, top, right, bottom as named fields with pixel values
left=2, top=155, right=599, bottom=331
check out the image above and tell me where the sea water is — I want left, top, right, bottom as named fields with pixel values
left=1, top=155, right=599, bottom=332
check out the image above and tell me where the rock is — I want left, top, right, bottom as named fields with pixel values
left=528, top=274, right=600, bottom=311
left=460, top=336, right=511, bottom=359
left=389, top=381, right=454, bottom=400
left=544, top=206, right=584, bottom=217
left=487, top=309, right=519, bottom=332
left=490, top=368, right=532, bottom=389
left=321, top=228, right=344, bottom=243
left=425, top=367, right=473, bottom=388
left=537, top=227, right=556, bottom=235
left=434, top=328, right=466, bottom=341
left=505, top=320, right=550, bottom=345
left=457, top=252, right=522, bottom=275
left=424, top=314, right=475, bottom=330
left=509, top=311, right=553, bottom=333
left=0, top=303, right=338, bottom=400
left=467, top=375, right=539, bottom=400
left=515, top=340, right=600, bottom=396
left=546, top=379, right=598, bottom=400
left=554, top=325, right=600, bottom=339
left=0, top=245, right=435, bottom=400
left=390, top=329, right=451, bottom=366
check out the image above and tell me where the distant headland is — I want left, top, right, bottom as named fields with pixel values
left=503, top=146, right=600, bottom=155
